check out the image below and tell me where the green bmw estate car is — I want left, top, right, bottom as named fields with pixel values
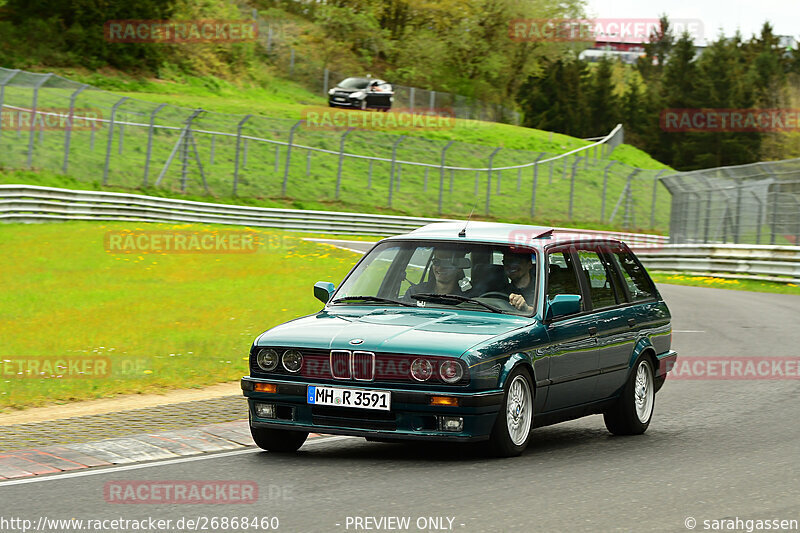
left=242, top=222, right=677, bottom=456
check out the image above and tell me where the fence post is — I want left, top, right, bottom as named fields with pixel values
left=424, top=167, right=429, bottom=192
left=516, top=166, right=522, bottom=192
left=485, top=147, right=502, bottom=216
left=368, top=159, right=373, bottom=189
left=27, top=73, right=52, bottom=169
left=142, top=103, right=166, bottom=186
left=449, top=168, right=455, bottom=194
left=622, top=169, right=640, bottom=228
left=233, top=114, right=252, bottom=196
left=0, top=69, right=20, bottom=143
left=438, top=141, right=455, bottom=215
left=548, top=159, right=554, bottom=184
left=649, top=169, right=666, bottom=228
left=530, top=154, right=545, bottom=218
left=335, top=127, right=354, bottom=200
left=282, top=119, right=303, bottom=196
left=180, top=109, right=203, bottom=193
left=387, top=135, right=405, bottom=207
left=474, top=170, right=479, bottom=196
left=751, top=191, right=763, bottom=244
left=209, top=135, right=215, bottom=165
left=429, top=90, right=435, bottom=112
left=102, top=96, right=129, bottom=185
left=306, top=150, right=311, bottom=176
left=769, top=189, right=778, bottom=245
left=568, top=156, right=580, bottom=220
left=62, top=83, right=88, bottom=174
left=600, top=161, right=616, bottom=222
left=273, top=145, right=279, bottom=172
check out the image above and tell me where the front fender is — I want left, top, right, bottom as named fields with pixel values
left=497, top=352, right=536, bottom=391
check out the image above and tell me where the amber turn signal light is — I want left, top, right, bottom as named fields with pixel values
left=254, top=383, right=277, bottom=393
left=429, top=396, right=459, bottom=406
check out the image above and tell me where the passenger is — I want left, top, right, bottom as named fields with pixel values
left=502, top=251, right=535, bottom=313
left=404, top=248, right=469, bottom=299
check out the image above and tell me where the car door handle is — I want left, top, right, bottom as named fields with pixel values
left=588, top=326, right=598, bottom=336
left=627, top=318, right=637, bottom=327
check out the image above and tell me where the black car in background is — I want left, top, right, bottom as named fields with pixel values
left=328, top=77, right=394, bottom=111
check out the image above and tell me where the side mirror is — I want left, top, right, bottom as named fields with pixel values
left=545, top=294, right=581, bottom=321
left=314, top=281, right=335, bottom=304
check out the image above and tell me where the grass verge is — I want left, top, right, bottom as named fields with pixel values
left=0, top=221, right=362, bottom=411
left=652, top=273, right=800, bottom=295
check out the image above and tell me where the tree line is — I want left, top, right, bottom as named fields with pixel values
left=519, top=18, right=800, bottom=170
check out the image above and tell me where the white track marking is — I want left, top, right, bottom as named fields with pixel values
left=0, top=435, right=356, bottom=488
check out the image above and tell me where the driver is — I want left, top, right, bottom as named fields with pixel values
left=502, top=250, right=536, bottom=313
left=404, top=247, right=469, bottom=299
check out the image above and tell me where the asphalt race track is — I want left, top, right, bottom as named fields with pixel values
left=1, top=246, right=799, bottom=531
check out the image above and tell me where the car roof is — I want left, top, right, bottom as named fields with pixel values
left=383, top=222, right=624, bottom=249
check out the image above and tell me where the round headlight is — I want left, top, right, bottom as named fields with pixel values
left=256, top=348, right=279, bottom=371
left=282, top=349, right=303, bottom=373
left=439, top=360, right=464, bottom=383
left=328, top=88, right=336, bottom=95
left=410, top=358, right=433, bottom=381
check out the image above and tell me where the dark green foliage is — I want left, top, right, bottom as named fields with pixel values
left=1, top=0, right=177, bottom=70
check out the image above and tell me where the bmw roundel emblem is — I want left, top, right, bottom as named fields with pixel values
left=349, top=338, right=364, bottom=345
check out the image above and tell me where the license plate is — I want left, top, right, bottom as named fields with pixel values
left=307, top=386, right=391, bottom=411
left=334, top=97, right=345, bottom=101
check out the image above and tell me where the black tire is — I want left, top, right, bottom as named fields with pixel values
left=250, top=426, right=308, bottom=452
left=487, top=367, right=534, bottom=457
left=604, top=355, right=655, bottom=435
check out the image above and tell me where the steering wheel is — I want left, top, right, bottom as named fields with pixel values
left=479, top=291, right=510, bottom=300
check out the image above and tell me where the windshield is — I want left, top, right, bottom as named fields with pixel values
left=332, top=241, right=538, bottom=316
left=338, top=77, right=370, bottom=89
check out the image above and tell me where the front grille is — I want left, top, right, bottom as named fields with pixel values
left=352, top=351, right=375, bottom=381
left=330, top=350, right=350, bottom=379
left=311, top=406, right=397, bottom=431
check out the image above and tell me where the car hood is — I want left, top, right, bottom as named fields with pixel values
left=256, top=308, right=532, bottom=357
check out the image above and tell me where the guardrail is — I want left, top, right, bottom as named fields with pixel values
left=0, top=184, right=666, bottom=245
left=634, top=244, right=800, bottom=283
left=4, top=184, right=798, bottom=283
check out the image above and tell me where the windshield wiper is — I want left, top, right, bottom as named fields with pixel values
left=331, top=296, right=415, bottom=307
left=410, top=293, right=504, bottom=314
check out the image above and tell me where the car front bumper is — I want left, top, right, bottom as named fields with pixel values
left=242, top=377, right=503, bottom=442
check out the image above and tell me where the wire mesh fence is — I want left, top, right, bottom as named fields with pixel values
left=0, top=67, right=669, bottom=231
left=661, top=159, right=800, bottom=245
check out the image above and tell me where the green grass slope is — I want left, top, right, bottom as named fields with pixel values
left=0, top=70, right=672, bottom=232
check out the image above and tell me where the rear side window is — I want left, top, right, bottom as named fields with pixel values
left=611, top=251, right=655, bottom=301
left=576, top=250, right=622, bottom=309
